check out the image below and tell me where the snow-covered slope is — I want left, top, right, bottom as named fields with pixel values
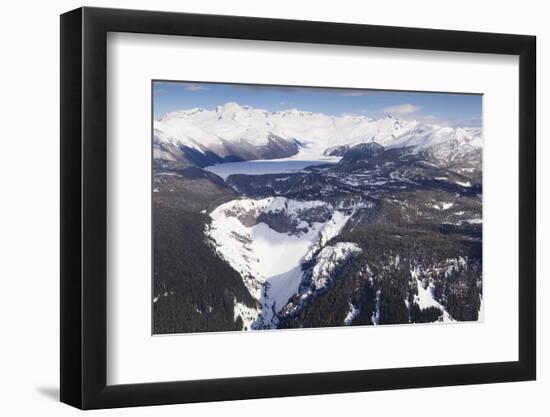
left=154, top=102, right=482, bottom=165
left=204, top=197, right=359, bottom=328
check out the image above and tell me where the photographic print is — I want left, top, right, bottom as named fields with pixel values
left=152, top=81, right=483, bottom=335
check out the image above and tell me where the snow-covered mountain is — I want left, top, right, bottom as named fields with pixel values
left=202, top=193, right=477, bottom=330
left=204, top=196, right=368, bottom=329
left=153, top=102, right=482, bottom=167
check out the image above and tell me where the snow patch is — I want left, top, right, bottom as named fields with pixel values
left=371, top=290, right=381, bottom=325
left=411, top=267, right=454, bottom=323
left=233, top=300, right=259, bottom=330
left=310, top=243, right=362, bottom=290
left=432, top=202, right=454, bottom=211
left=455, top=180, right=472, bottom=187
left=344, top=303, right=360, bottom=325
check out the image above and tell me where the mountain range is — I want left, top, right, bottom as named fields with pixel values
left=153, top=102, right=482, bottom=168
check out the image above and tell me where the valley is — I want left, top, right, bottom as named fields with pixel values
left=152, top=102, right=483, bottom=334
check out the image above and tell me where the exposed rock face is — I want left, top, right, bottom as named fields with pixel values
left=339, top=142, right=385, bottom=165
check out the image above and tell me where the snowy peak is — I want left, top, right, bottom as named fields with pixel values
left=215, top=102, right=257, bottom=119
left=217, top=101, right=246, bottom=112
left=154, top=102, right=481, bottom=166
left=160, top=107, right=209, bottom=121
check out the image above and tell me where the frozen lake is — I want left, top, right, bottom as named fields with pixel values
left=204, top=156, right=340, bottom=180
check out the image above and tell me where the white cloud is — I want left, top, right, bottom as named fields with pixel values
left=183, top=83, right=209, bottom=92
left=382, top=103, right=423, bottom=115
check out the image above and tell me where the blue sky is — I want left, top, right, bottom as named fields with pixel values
left=153, top=81, right=482, bottom=127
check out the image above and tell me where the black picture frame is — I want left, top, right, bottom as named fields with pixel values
left=60, top=6, right=536, bottom=410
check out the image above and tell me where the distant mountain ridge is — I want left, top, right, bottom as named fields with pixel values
left=154, top=102, right=482, bottom=168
